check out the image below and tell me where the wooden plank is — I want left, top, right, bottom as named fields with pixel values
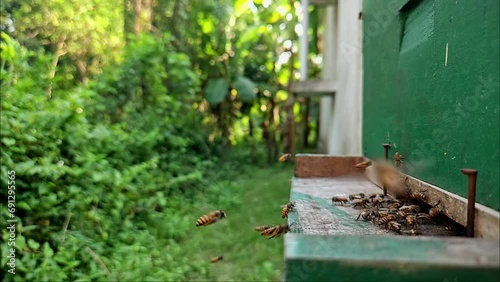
left=310, top=0, right=338, bottom=5
left=294, top=154, right=364, bottom=178
left=402, top=175, right=500, bottom=239
left=288, top=176, right=389, bottom=236
left=285, top=234, right=500, bottom=281
left=291, top=80, right=336, bottom=95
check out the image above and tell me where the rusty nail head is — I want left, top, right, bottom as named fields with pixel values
left=461, top=168, right=478, bottom=238
left=382, top=143, right=391, bottom=161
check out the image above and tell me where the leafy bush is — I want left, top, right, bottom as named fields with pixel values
left=0, top=32, right=219, bottom=281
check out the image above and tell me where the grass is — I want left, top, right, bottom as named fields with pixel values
left=182, top=163, right=294, bottom=281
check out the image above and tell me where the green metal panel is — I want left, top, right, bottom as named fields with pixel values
left=362, top=0, right=500, bottom=210
left=285, top=234, right=500, bottom=281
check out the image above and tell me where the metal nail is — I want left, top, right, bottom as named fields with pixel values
left=382, top=143, right=391, bottom=161
left=461, top=168, right=478, bottom=238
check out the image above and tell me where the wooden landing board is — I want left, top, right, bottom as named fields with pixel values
left=285, top=234, right=500, bottom=282
left=288, top=176, right=388, bottom=236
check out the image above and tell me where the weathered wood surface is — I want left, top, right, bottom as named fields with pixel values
left=293, top=154, right=500, bottom=239
left=403, top=175, right=500, bottom=239
left=285, top=234, right=500, bottom=282
left=294, top=155, right=364, bottom=178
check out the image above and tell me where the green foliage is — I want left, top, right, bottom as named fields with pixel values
left=206, top=78, right=230, bottom=105
left=1, top=32, right=210, bottom=281
left=0, top=0, right=316, bottom=279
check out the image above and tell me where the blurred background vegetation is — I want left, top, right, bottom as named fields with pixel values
left=0, top=0, right=323, bottom=280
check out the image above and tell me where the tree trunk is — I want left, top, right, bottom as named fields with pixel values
left=133, top=0, right=142, bottom=35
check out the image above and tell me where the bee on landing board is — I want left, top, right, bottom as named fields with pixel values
left=427, top=201, right=442, bottom=221
left=332, top=196, right=349, bottom=205
left=386, top=221, right=401, bottom=233
left=281, top=202, right=295, bottom=218
left=210, top=256, right=223, bottom=263
left=261, top=224, right=289, bottom=239
left=279, top=153, right=293, bottom=162
left=349, top=193, right=366, bottom=201
left=196, top=210, right=226, bottom=227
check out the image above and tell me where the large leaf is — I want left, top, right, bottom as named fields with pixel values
left=205, top=78, right=229, bottom=105
left=233, top=76, right=257, bottom=102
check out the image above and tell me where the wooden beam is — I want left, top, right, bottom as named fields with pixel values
left=285, top=234, right=500, bottom=282
left=310, top=0, right=338, bottom=5
left=291, top=80, right=336, bottom=96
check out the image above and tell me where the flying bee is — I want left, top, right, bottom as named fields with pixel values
left=352, top=198, right=370, bottom=209
left=393, top=152, right=404, bottom=167
left=386, top=221, right=401, bottom=233
left=196, top=210, right=226, bottom=227
left=399, top=205, right=420, bottom=213
left=355, top=160, right=372, bottom=169
left=254, top=225, right=272, bottom=232
left=332, top=196, right=349, bottom=205
left=349, top=193, right=366, bottom=201
left=281, top=202, right=295, bottom=218
left=405, top=214, right=417, bottom=228
left=261, top=224, right=289, bottom=239
left=210, top=256, right=223, bottom=263
left=378, top=214, right=397, bottom=225
left=279, top=153, right=293, bottom=162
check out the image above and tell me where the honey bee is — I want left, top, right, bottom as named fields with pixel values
left=396, top=210, right=407, bottom=220
left=356, top=159, right=406, bottom=199
left=254, top=225, right=272, bottom=232
left=368, top=193, right=384, bottom=199
left=351, top=198, right=370, bottom=209
left=261, top=224, right=289, bottom=239
left=196, top=210, right=226, bottom=227
left=281, top=202, right=295, bottom=218
left=416, top=213, right=430, bottom=220
left=349, top=193, right=366, bottom=201
left=393, top=152, right=404, bottom=167
left=332, top=196, right=349, bottom=205
left=370, top=196, right=384, bottom=208
left=279, top=153, right=293, bottom=162
left=357, top=209, right=374, bottom=221
left=388, top=201, right=402, bottom=209
left=405, top=214, right=417, bottom=228
left=427, top=201, right=442, bottom=220
left=386, top=221, right=401, bottom=233
left=355, top=160, right=372, bottom=169
left=210, top=256, right=223, bottom=263
left=399, top=205, right=420, bottom=213
left=378, top=214, right=397, bottom=225
left=410, top=190, right=427, bottom=201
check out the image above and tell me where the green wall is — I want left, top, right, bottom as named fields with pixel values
left=362, top=0, right=499, bottom=210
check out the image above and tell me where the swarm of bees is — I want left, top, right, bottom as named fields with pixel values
left=332, top=189, right=445, bottom=235
left=195, top=206, right=290, bottom=262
